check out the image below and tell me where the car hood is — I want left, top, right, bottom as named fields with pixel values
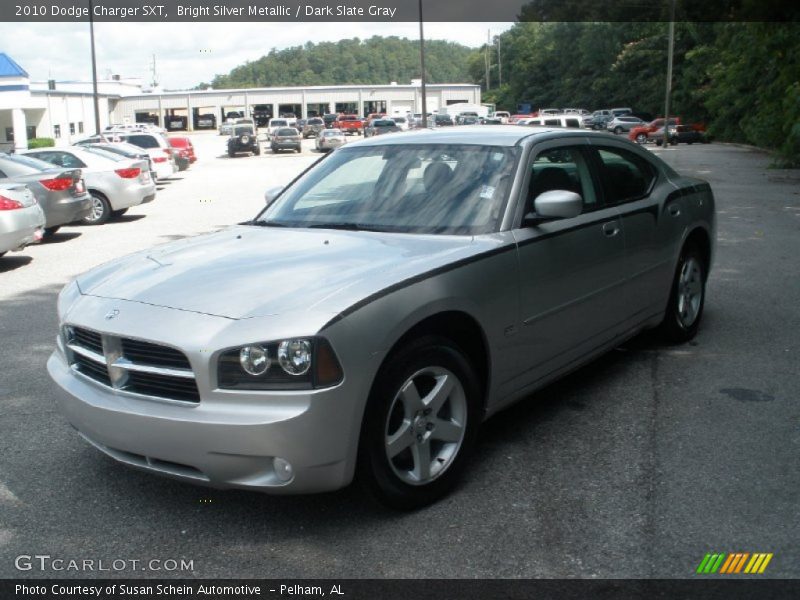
left=77, top=226, right=493, bottom=320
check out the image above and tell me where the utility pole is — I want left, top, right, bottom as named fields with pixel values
left=418, top=0, right=427, bottom=128
left=663, top=0, right=676, bottom=148
left=497, top=36, right=502, bottom=88
left=484, top=29, right=491, bottom=91
left=88, top=0, right=101, bottom=135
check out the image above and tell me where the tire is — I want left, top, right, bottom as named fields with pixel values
left=656, top=139, right=663, bottom=147
left=614, top=126, right=623, bottom=135
left=43, top=226, right=61, bottom=237
left=111, top=208, right=128, bottom=218
left=635, top=133, right=647, bottom=144
left=228, top=149, right=235, bottom=158
left=295, top=146, right=301, bottom=153
left=254, top=146, right=261, bottom=156
left=82, top=192, right=111, bottom=225
left=657, top=243, right=706, bottom=343
left=358, top=336, right=482, bottom=510
left=670, top=139, right=679, bottom=146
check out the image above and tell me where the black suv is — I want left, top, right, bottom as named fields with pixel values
left=227, top=124, right=260, bottom=157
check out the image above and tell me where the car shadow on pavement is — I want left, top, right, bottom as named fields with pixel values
left=111, top=214, right=147, bottom=224
left=0, top=254, right=33, bottom=273
left=40, top=231, right=81, bottom=245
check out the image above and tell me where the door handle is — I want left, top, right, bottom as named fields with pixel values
left=602, top=222, right=620, bottom=237
left=668, top=204, right=681, bottom=217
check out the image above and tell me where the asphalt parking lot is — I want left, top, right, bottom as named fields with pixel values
left=0, top=133, right=798, bottom=579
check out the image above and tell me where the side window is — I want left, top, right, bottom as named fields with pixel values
left=57, top=152, right=86, bottom=168
left=593, top=147, right=656, bottom=205
left=528, top=146, right=598, bottom=212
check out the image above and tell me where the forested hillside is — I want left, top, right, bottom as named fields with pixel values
left=475, top=22, right=800, bottom=165
left=204, top=36, right=472, bottom=88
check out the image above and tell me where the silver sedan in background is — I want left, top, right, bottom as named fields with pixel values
left=0, top=153, right=91, bottom=237
left=0, top=182, right=44, bottom=258
left=315, top=128, right=346, bottom=152
left=49, top=127, right=715, bottom=509
left=22, top=147, right=156, bottom=225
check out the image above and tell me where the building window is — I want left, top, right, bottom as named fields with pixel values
left=54, top=124, right=61, bottom=139
left=27, top=125, right=36, bottom=139
left=69, top=123, right=76, bottom=135
left=5, top=127, right=12, bottom=142
left=78, top=122, right=84, bottom=134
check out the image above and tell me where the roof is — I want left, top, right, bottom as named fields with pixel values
left=0, top=54, right=29, bottom=78
left=350, top=125, right=561, bottom=147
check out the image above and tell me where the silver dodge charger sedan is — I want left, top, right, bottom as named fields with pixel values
left=49, top=126, right=715, bottom=508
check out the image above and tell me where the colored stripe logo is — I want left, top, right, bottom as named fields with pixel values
left=696, top=552, right=773, bottom=574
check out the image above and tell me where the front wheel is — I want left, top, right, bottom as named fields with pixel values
left=358, top=336, right=481, bottom=510
left=614, top=126, right=623, bottom=134
left=82, top=192, right=111, bottom=225
left=657, top=244, right=706, bottom=343
left=635, top=133, right=647, bottom=144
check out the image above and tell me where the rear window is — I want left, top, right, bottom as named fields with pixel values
left=339, top=116, right=358, bottom=122
left=373, top=120, right=396, bottom=127
left=276, top=128, right=299, bottom=136
left=394, top=117, right=406, bottom=123
left=169, top=138, right=189, bottom=147
left=307, top=118, right=324, bottom=125
left=3, top=153, right=53, bottom=172
left=270, top=120, right=288, bottom=127
left=124, top=135, right=159, bottom=149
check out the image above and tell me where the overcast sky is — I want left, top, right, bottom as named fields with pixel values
left=0, top=22, right=513, bottom=89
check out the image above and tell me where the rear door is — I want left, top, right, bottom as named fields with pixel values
left=585, top=142, right=682, bottom=322
left=511, top=139, right=627, bottom=389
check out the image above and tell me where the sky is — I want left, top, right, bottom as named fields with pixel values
left=0, top=22, right=513, bottom=89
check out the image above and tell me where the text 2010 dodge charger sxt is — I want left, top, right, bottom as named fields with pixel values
left=49, top=126, right=715, bottom=508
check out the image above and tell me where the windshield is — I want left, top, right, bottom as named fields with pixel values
left=270, top=120, right=287, bottom=127
left=276, top=128, right=298, bottom=136
left=234, top=126, right=254, bottom=135
left=256, top=144, right=519, bottom=235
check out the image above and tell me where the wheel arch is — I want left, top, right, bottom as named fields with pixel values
left=683, top=226, right=712, bottom=280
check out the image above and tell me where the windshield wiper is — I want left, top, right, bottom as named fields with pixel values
left=245, top=220, right=290, bottom=227
left=307, top=222, right=389, bottom=232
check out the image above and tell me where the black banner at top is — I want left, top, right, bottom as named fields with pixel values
left=3, top=0, right=800, bottom=22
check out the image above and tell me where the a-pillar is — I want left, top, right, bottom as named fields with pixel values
left=12, top=108, right=27, bottom=151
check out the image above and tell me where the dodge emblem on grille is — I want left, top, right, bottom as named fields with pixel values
left=105, top=309, right=120, bottom=320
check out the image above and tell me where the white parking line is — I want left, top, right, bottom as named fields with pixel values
left=0, top=480, right=20, bottom=505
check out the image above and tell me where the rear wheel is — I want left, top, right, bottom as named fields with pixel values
left=82, top=192, right=111, bottom=225
left=358, top=336, right=481, bottom=510
left=657, top=244, right=706, bottom=343
left=635, top=133, right=647, bottom=144
left=228, top=148, right=235, bottom=158
left=614, top=126, right=623, bottom=134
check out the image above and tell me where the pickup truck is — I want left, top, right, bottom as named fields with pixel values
left=335, top=114, right=364, bottom=136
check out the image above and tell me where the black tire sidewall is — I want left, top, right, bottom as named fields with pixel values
left=358, top=335, right=482, bottom=510
left=659, top=244, right=706, bottom=343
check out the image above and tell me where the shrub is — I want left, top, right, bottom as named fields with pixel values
left=27, top=137, right=55, bottom=149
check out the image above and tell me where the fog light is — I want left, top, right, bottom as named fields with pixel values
left=273, top=457, right=294, bottom=482
left=278, top=339, right=312, bottom=376
left=239, top=345, right=270, bottom=376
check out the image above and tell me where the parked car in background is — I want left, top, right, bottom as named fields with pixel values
left=22, top=146, right=156, bottom=225
left=481, top=118, right=503, bottom=125
left=507, top=114, right=535, bottom=124
left=433, top=114, right=455, bottom=127
left=493, top=111, right=510, bottom=123
left=0, top=153, right=91, bottom=236
left=607, top=116, right=646, bottom=134
left=295, top=119, right=307, bottom=132
left=194, top=113, right=216, bottom=130
left=0, top=182, right=44, bottom=258
left=219, top=120, right=235, bottom=136
left=48, top=127, right=716, bottom=509
left=628, top=118, right=680, bottom=144
left=315, top=128, right=346, bottom=152
left=336, top=114, right=364, bottom=136
left=392, top=116, right=409, bottom=131
left=227, top=124, right=261, bottom=157
left=563, top=108, right=591, bottom=117
left=111, top=132, right=177, bottom=181
left=266, top=118, right=291, bottom=139
left=459, top=116, right=480, bottom=125
left=654, top=125, right=710, bottom=146
left=586, top=114, right=614, bottom=130
left=526, top=115, right=583, bottom=128
left=302, top=117, right=325, bottom=138
left=74, top=140, right=158, bottom=183
left=610, top=107, right=633, bottom=117
left=168, top=137, right=197, bottom=171
left=323, top=114, right=339, bottom=129
left=364, top=119, right=401, bottom=137
left=270, top=127, right=302, bottom=153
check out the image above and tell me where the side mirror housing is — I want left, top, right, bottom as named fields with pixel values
left=264, top=185, right=283, bottom=205
left=524, top=190, right=583, bottom=225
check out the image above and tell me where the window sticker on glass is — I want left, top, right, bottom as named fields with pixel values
left=480, top=185, right=496, bottom=199
left=491, top=152, right=505, bottom=162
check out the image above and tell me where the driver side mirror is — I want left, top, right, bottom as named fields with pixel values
left=524, top=190, right=583, bottom=225
left=264, top=185, right=283, bottom=205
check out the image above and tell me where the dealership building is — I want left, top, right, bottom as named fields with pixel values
left=0, top=52, right=481, bottom=149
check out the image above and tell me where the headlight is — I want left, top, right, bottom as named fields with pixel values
left=218, top=337, right=343, bottom=390
left=57, top=279, right=81, bottom=322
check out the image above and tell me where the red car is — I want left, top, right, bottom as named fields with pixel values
left=335, top=114, right=364, bottom=136
left=628, top=117, right=681, bottom=144
left=167, top=136, right=197, bottom=171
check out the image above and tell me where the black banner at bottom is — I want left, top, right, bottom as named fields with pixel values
left=3, top=579, right=799, bottom=600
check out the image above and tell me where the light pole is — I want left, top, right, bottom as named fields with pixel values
left=663, top=0, right=676, bottom=148
left=418, top=0, right=427, bottom=128
left=88, top=0, right=101, bottom=135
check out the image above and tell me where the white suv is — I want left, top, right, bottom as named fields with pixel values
left=117, top=132, right=177, bottom=180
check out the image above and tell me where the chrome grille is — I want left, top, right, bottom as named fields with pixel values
left=65, top=326, right=200, bottom=403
